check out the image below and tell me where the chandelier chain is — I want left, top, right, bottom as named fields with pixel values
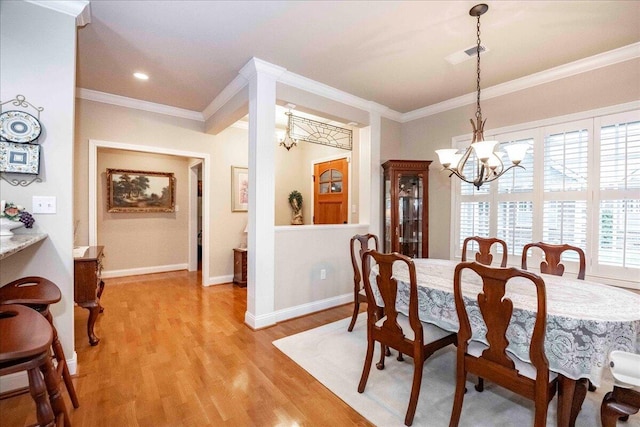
left=475, top=14, right=482, bottom=121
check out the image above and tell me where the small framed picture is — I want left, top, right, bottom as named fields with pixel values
left=231, top=166, right=248, bottom=212
left=0, top=141, right=40, bottom=174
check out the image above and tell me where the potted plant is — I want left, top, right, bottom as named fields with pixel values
left=288, top=190, right=303, bottom=225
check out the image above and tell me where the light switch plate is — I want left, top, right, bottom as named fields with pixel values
left=32, top=196, right=56, bottom=214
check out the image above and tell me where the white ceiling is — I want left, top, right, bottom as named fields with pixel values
left=76, top=1, right=640, bottom=115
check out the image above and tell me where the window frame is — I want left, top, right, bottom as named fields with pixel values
left=449, top=102, right=640, bottom=286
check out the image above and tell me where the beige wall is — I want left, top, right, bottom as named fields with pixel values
left=0, top=1, right=77, bottom=374
left=75, top=99, right=249, bottom=282
left=399, top=59, right=640, bottom=260
left=96, top=149, right=191, bottom=272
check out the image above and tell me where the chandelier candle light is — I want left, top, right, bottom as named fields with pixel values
left=436, top=3, right=529, bottom=189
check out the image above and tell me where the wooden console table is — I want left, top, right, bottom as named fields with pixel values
left=233, top=248, right=247, bottom=287
left=74, top=246, right=104, bottom=346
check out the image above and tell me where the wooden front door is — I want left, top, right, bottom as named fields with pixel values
left=314, top=158, right=349, bottom=224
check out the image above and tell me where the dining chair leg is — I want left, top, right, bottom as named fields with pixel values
left=449, top=370, right=466, bottom=427
left=533, top=396, right=549, bottom=427
left=404, top=358, right=424, bottom=426
left=376, top=342, right=386, bottom=370
left=475, top=377, right=484, bottom=392
left=358, top=338, right=375, bottom=393
left=347, top=296, right=360, bottom=332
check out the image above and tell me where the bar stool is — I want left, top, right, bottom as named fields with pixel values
left=0, top=277, right=80, bottom=408
left=0, top=304, right=70, bottom=427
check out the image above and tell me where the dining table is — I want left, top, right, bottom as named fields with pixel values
left=371, top=258, right=640, bottom=427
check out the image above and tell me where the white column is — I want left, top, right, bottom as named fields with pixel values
left=239, top=58, right=285, bottom=329
left=367, top=111, right=382, bottom=238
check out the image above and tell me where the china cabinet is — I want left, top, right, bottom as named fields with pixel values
left=382, top=160, right=431, bottom=258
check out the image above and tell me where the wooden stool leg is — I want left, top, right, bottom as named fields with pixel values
left=41, top=354, right=71, bottom=427
left=46, top=311, right=80, bottom=408
left=27, top=365, right=55, bottom=427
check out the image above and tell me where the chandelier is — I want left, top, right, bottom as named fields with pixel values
left=278, top=107, right=298, bottom=151
left=436, top=4, right=528, bottom=189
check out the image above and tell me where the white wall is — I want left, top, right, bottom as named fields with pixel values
left=0, top=1, right=77, bottom=374
left=274, top=224, right=368, bottom=315
left=399, top=59, right=640, bottom=260
left=96, top=149, right=191, bottom=273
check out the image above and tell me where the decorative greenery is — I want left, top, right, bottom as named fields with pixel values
left=288, top=190, right=303, bottom=209
left=0, top=200, right=35, bottom=228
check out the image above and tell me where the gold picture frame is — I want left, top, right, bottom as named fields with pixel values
left=231, top=166, right=248, bottom=212
left=107, top=168, right=176, bottom=213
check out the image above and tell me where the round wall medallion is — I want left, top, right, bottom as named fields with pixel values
left=0, top=110, right=42, bottom=143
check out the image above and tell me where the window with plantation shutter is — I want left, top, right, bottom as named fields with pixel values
left=597, top=116, right=640, bottom=269
left=450, top=106, right=639, bottom=284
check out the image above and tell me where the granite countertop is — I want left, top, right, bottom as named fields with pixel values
left=0, top=233, right=48, bottom=260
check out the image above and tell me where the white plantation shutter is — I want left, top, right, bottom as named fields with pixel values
left=496, top=201, right=533, bottom=255
left=544, top=129, right=589, bottom=192
left=498, top=139, right=534, bottom=194
left=543, top=200, right=587, bottom=261
left=597, top=116, right=640, bottom=269
left=459, top=201, right=490, bottom=250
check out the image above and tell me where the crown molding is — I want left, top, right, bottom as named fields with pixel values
left=25, top=0, right=91, bottom=26
left=76, top=88, right=204, bottom=122
left=401, top=42, right=640, bottom=123
left=202, top=74, right=248, bottom=121
left=239, top=57, right=287, bottom=81
left=278, top=70, right=404, bottom=122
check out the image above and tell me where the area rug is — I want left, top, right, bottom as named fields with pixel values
left=273, top=315, right=633, bottom=427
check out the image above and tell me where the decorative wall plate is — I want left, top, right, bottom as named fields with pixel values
left=0, top=110, right=42, bottom=143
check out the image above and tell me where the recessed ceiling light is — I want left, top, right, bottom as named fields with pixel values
left=133, top=72, right=149, bottom=80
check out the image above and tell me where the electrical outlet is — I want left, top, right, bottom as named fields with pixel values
left=320, top=269, right=327, bottom=280
left=32, top=196, right=56, bottom=214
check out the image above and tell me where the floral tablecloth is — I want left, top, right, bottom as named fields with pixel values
left=370, top=258, right=640, bottom=386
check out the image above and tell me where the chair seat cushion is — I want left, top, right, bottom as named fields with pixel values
left=376, top=313, right=454, bottom=343
left=467, top=341, right=558, bottom=382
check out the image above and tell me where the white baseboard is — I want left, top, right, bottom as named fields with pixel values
left=274, top=293, right=353, bottom=323
left=0, top=351, right=77, bottom=394
left=204, top=274, right=234, bottom=287
left=101, top=264, right=188, bottom=278
left=244, top=311, right=278, bottom=330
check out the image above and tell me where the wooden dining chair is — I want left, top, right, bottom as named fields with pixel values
left=358, top=250, right=457, bottom=426
left=347, top=234, right=379, bottom=332
left=449, top=262, right=557, bottom=427
left=521, top=242, right=586, bottom=280
left=461, top=236, right=508, bottom=267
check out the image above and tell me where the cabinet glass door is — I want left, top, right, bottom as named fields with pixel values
left=384, top=174, right=392, bottom=253
left=397, top=173, right=423, bottom=258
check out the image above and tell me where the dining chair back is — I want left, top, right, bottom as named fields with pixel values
left=358, top=250, right=457, bottom=426
left=449, top=261, right=557, bottom=427
left=461, top=236, right=508, bottom=267
left=347, top=234, right=379, bottom=332
left=521, top=242, right=586, bottom=280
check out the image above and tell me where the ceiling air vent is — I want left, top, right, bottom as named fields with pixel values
left=445, top=45, right=489, bottom=65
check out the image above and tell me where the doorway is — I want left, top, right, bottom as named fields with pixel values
left=313, top=157, right=349, bottom=224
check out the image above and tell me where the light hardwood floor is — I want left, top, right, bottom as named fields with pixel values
left=0, top=270, right=372, bottom=426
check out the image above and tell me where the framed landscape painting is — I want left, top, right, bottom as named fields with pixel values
left=107, top=168, right=176, bottom=213
left=231, top=166, right=248, bottom=212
